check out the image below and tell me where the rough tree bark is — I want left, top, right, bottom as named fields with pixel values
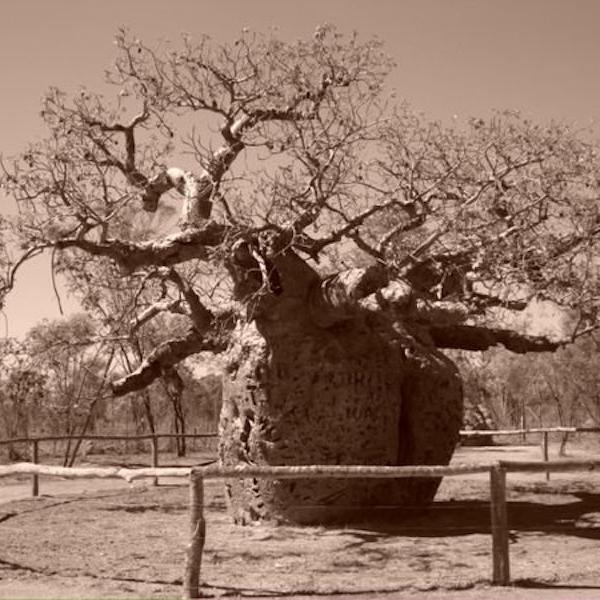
left=218, top=249, right=463, bottom=523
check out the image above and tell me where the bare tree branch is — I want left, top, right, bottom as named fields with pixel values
left=165, top=267, right=214, bottom=330
left=428, top=324, right=564, bottom=353
left=55, top=222, right=229, bottom=273
left=130, top=298, right=184, bottom=332
left=111, top=306, right=235, bottom=396
left=0, top=245, right=48, bottom=308
left=111, top=329, right=221, bottom=396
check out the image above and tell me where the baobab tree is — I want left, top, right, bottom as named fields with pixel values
left=2, top=25, right=600, bottom=522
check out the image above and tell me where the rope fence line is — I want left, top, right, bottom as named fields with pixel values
left=2, top=459, right=600, bottom=596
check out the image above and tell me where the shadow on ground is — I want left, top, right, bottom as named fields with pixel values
left=342, top=491, right=600, bottom=541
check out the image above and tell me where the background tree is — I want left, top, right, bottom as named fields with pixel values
left=55, top=235, right=221, bottom=454
left=2, top=25, right=600, bottom=522
left=0, top=338, right=48, bottom=460
left=456, top=335, right=600, bottom=454
left=25, top=314, right=115, bottom=466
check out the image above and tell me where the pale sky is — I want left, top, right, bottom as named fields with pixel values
left=2, top=0, right=600, bottom=337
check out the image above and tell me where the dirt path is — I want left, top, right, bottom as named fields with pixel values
left=0, top=476, right=138, bottom=504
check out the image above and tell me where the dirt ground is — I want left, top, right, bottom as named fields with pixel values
left=1, top=443, right=599, bottom=599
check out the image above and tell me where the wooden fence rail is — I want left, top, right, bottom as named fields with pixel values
left=2, top=459, right=600, bottom=596
left=0, top=432, right=217, bottom=496
left=2, top=426, right=599, bottom=496
left=459, top=426, right=600, bottom=436
left=2, top=426, right=598, bottom=447
left=460, top=426, right=600, bottom=481
left=3, top=425, right=598, bottom=447
left=0, top=433, right=217, bottom=445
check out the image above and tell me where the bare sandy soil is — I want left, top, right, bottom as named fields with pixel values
left=0, top=444, right=599, bottom=599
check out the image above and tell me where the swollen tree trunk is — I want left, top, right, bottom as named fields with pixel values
left=218, top=250, right=463, bottom=524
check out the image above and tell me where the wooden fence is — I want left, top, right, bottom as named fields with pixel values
left=460, top=425, right=600, bottom=439
left=1, top=426, right=599, bottom=496
left=0, top=433, right=217, bottom=495
left=460, top=426, right=600, bottom=481
left=2, top=459, right=600, bottom=596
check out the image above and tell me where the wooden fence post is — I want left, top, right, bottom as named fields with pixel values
left=183, top=472, right=205, bottom=599
left=542, top=431, right=550, bottom=481
left=490, top=464, right=510, bottom=585
left=151, top=435, right=159, bottom=486
left=31, top=439, right=39, bottom=497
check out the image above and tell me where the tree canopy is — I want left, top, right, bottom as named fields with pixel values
left=2, top=25, right=600, bottom=395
